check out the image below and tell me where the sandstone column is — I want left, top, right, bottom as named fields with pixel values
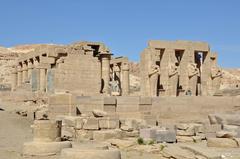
left=17, top=64, right=22, bottom=87
left=27, top=59, right=33, bottom=83
left=11, top=66, right=17, bottom=91
left=22, top=61, right=28, bottom=83
left=100, top=52, right=111, bottom=95
left=39, top=66, right=47, bottom=92
left=121, top=62, right=130, bottom=96
left=33, top=57, right=40, bottom=91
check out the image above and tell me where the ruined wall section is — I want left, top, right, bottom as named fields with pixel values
left=54, top=54, right=101, bottom=96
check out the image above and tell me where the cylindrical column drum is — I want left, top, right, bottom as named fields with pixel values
left=33, top=120, right=62, bottom=142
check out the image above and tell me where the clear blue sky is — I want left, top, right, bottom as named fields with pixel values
left=0, top=0, right=239, bottom=68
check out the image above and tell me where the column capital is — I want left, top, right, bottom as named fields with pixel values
left=99, top=52, right=112, bottom=59
left=121, top=62, right=129, bottom=71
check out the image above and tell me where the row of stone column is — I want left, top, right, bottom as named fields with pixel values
left=12, top=53, right=129, bottom=96
left=100, top=52, right=130, bottom=96
left=11, top=58, right=48, bottom=93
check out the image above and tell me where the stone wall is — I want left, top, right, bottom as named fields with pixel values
left=54, top=54, right=101, bottom=95
left=48, top=93, right=240, bottom=123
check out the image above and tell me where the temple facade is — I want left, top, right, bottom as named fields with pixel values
left=140, top=40, right=222, bottom=97
left=11, top=42, right=130, bottom=96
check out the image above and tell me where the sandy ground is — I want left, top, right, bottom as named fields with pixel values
left=0, top=103, right=32, bottom=159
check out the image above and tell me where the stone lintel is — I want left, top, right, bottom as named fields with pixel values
left=148, top=40, right=210, bottom=52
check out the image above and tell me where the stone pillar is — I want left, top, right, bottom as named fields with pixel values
left=11, top=67, right=17, bottom=91
left=27, top=59, right=33, bottom=82
left=33, top=57, right=40, bottom=90
left=39, top=67, right=47, bottom=92
left=121, top=62, right=130, bottom=96
left=100, top=52, right=112, bottom=95
left=17, top=64, right=22, bottom=87
left=22, top=61, right=28, bottom=83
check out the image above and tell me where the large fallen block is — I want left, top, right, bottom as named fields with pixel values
left=139, top=128, right=156, bottom=140
left=93, top=130, right=122, bottom=141
left=156, top=129, right=176, bottom=143
left=140, top=128, right=176, bottom=143
left=207, top=138, right=239, bottom=148
left=208, top=113, right=240, bottom=126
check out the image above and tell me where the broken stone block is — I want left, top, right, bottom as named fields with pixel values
left=176, top=123, right=189, bottom=130
left=161, top=145, right=195, bottom=159
left=92, top=109, right=107, bottom=118
left=208, top=114, right=240, bottom=126
left=139, top=128, right=156, bottom=140
left=75, top=130, right=93, bottom=141
left=177, top=136, right=194, bottom=143
left=93, top=130, right=122, bottom=141
left=223, top=124, right=240, bottom=137
left=177, top=129, right=195, bottom=136
left=75, top=117, right=87, bottom=130
left=193, top=124, right=204, bottom=133
left=192, top=136, right=203, bottom=143
left=156, top=129, right=176, bottom=143
left=216, top=130, right=238, bottom=138
left=204, top=124, right=222, bottom=133
left=207, top=138, right=238, bottom=148
left=177, top=124, right=195, bottom=136
left=83, top=118, right=99, bottom=130
left=99, top=117, right=120, bottom=129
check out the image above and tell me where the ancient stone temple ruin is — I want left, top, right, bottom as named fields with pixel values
left=140, top=40, right=222, bottom=97
left=11, top=42, right=130, bottom=96
left=3, top=40, right=240, bottom=159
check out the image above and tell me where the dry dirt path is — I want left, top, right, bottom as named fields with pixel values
left=0, top=104, right=32, bottom=159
